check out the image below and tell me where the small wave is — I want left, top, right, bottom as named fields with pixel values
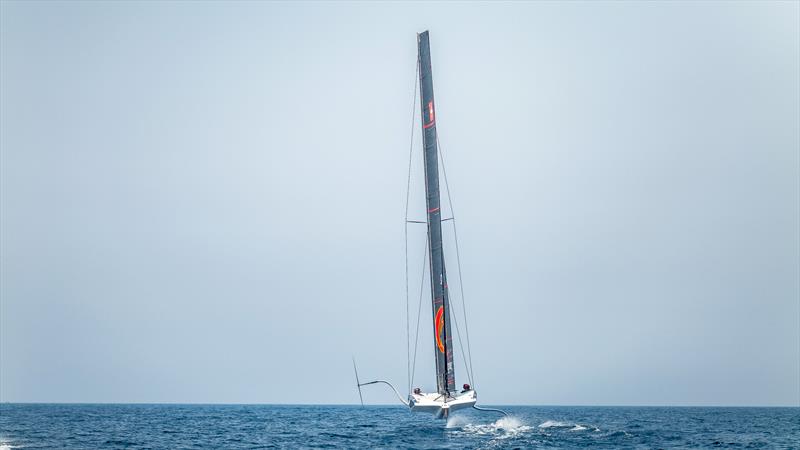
left=605, top=430, right=632, bottom=438
left=570, top=424, right=588, bottom=431
left=0, top=444, right=16, bottom=450
left=538, top=420, right=571, bottom=429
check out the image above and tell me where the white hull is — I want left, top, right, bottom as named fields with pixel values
left=409, top=390, right=477, bottom=419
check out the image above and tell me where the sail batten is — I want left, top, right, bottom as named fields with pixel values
left=417, top=30, right=456, bottom=396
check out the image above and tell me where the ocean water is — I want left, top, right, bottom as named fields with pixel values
left=1, top=404, right=798, bottom=449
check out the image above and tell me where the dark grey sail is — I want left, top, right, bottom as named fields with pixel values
left=417, top=30, right=456, bottom=396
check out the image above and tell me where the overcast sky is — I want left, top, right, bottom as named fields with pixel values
left=1, top=1, right=798, bottom=406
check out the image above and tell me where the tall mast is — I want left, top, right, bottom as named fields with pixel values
left=417, top=30, right=456, bottom=396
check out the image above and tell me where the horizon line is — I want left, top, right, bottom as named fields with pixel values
left=1, top=401, right=798, bottom=408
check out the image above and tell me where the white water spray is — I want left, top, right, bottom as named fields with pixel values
left=447, top=415, right=532, bottom=438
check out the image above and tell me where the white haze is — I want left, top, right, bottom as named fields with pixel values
left=1, top=1, right=798, bottom=406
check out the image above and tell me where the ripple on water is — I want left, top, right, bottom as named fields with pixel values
left=0, top=404, right=797, bottom=448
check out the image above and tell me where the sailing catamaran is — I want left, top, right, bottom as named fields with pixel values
left=354, top=31, right=503, bottom=420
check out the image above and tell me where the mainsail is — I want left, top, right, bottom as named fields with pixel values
left=417, top=31, right=456, bottom=396
left=352, top=30, right=505, bottom=419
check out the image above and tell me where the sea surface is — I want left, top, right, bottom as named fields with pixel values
left=1, top=404, right=798, bottom=449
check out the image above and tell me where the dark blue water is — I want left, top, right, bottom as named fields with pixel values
left=1, top=404, right=798, bottom=449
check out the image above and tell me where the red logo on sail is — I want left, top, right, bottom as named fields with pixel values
left=435, top=306, right=445, bottom=353
left=424, top=101, right=436, bottom=129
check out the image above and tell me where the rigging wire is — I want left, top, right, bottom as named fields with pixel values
left=409, top=234, right=429, bottom=390
left=404, top=55, right=419, bottom=395
left=437, top=134, right=476, bottom=387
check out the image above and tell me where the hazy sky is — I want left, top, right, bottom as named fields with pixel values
left=1, top=1, right=798, bottom=406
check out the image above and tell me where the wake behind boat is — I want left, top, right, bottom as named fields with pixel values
left=353, top=30, right=504, bottom=420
